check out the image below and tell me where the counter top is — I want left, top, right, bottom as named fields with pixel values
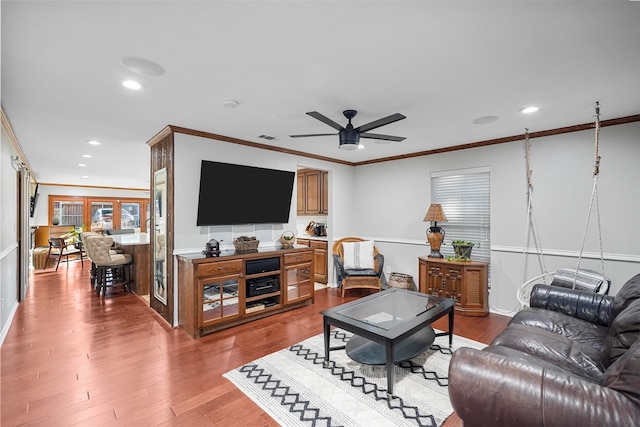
left=297, top=235, right=328, bottom=241
left=110, top=232, right=150, bottom=246
left=176, top=244, right=312, bottom=263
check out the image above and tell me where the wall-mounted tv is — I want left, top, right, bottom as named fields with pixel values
left=196, top=160, right=295, bottom=226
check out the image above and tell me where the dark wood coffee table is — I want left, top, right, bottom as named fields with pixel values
left=321, top=287, right=456, bottom=395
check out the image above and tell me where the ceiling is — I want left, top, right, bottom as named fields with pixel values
left=2, top=1, right=639, bottom=190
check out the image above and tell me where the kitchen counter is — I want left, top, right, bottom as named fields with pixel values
left=109, top=232, right=150, bottom=245
left=110, top=232, right=150, bottom=295
left=297, top=235, right=328, bottom=241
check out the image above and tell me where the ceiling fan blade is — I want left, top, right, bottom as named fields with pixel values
left=356, top=113, right=406, bottom=133
left=289, top=133, right=337, bottom=138
left=360, top=132, right=406, bottom=142
left=306, top=111, right=345, bottom=131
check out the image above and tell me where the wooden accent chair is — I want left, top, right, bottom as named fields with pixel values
left=47, top=237, right=81, bottom=271
left=332, top=237, right=384, bottom=297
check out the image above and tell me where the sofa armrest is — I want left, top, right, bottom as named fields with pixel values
left=530, top=283, right=613, bottom=326
left=449, top=347, right=639, bottom=427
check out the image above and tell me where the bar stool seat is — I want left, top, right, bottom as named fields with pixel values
left=84, top=235, right=132, bottom=297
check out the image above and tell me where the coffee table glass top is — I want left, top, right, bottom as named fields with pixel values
left=334, top=289, right=444, bottom=331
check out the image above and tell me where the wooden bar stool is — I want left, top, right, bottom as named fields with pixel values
left=84, top=235, right=132, bottom=297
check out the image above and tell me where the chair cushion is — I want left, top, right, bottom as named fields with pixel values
left=344, top=268, right=378, bottom=277
left=342, top=240, right=374, bottom=269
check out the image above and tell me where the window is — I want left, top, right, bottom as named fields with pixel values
left=49, top=196, right=150, bottom=232
left=51, top=198, right=84, bottom=227
left=431, top=167, right=490, bottom=262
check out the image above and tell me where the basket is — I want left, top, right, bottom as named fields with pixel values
left=233, top=239, right=260, bottom=251
left=279, top=231, right=296, bottom=248
left=388, top=272, right=416, bottom=290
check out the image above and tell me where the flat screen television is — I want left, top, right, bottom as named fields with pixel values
left=196, top=160, right=295, bottom=226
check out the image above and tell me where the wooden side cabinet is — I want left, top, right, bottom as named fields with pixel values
left=418, top=256, right=489, bottom=317
left=296, top=238, right=328, bottom=284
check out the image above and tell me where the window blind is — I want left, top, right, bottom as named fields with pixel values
left=431, top=170, right=490, bottom=262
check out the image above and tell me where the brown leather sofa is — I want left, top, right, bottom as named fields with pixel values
left=448, top=273, right=640, bottom=426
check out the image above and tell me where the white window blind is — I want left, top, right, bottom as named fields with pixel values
left=431, top=169, right=490, bottom=262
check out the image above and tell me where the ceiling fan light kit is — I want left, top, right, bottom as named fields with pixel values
left=290, top=109, right=406, bottom=150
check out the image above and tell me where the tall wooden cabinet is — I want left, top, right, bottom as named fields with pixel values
left=418, top=256, right=489, bottom=317
left=297, top=169, right=328, bottom=215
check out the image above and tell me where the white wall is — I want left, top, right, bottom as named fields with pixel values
left=171, top=122, right=639, bottom=316
left=351, top=122, right=640, bottom=315
left=1, top=125, right=20, bottom=343
left=173, top=133, right=355, bottom=254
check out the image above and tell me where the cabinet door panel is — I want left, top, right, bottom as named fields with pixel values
left=284, top=263, right=312, bottom=303
left=304, top=170, right=321, bottom=214
left=200, top=275, right=241, bottom=326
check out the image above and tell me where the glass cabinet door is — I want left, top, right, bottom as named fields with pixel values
left=284, top=263, right=312, bottom=303
left=200, top=275, right=241, bottom=325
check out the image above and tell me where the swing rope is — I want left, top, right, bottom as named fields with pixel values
left=522, top=128, right=548, bottom=285
left=574, top=101, right=606, bottom=285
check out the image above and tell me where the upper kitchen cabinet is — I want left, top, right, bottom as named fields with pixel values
left=297, top=169, right=328, bottom=215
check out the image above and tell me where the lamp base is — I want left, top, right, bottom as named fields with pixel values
left=428, top=249, right=444, bottom=258
left=426, top=225, right=445, bottom=259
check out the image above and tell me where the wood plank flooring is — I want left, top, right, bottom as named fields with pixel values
left=2, top=260, right=511, bottom=426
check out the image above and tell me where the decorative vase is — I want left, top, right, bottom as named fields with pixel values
left=51, top=215, right=60, bottom=225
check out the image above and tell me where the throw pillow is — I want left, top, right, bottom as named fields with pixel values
left=342, top=240, right=374, bottom=270
left=551, top=268, right=611, bottom=294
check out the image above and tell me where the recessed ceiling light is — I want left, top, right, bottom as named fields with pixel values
left=122, top=79, right=143, bottom=90
left=520, top=106, right=539, bottom=114
left=82, top=154, right=93, bottom=158
left=78, top=163, right=87, bottom=167
left=473, top=115, right=499, bottom=124
left=222, top=99, right=239, bottom=108
left=81, top=176, right=90, bottom=179
left=120, top=56, right=165, bottom=76
left=87, top=140, right=101, bottom=145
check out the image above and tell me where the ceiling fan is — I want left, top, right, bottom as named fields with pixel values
left=289, top=109, right=406, bottom=150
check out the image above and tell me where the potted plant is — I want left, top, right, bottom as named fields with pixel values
left=452, top=240, right=474, bottom=259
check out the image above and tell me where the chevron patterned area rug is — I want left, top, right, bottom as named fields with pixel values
left=223, top=329, right=485, bottom=427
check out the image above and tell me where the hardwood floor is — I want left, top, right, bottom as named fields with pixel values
left=1, top=260, right=511, bottom=426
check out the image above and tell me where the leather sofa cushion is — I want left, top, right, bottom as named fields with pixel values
left=602, top=336, right=640, bottom=406
left=601, top=298, right=640, bottom=368
left=491, top=323, right=604, bottom=381
left=529, top=284, right=612, bottom=326
left=611, top=273, right=640, bottom=319
left=509, top=307, right=609, bottom=353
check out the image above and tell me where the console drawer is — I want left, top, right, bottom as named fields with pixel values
left=198, top=260, right=243, bottom=277
left=284, top=251, right=313, bottom=265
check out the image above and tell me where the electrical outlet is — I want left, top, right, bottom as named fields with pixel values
left=385, top=266, right=391, bottom=274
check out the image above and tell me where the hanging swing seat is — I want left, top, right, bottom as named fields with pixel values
left=518, top=103, right=608, bottom=309
left=518, top=268, right=611, bottom=308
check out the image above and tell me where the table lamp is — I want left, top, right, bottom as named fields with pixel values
left=424, top=203, right=447, bottom=258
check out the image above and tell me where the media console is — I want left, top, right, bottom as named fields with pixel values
left=177, top=245, right=314, bottom=338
